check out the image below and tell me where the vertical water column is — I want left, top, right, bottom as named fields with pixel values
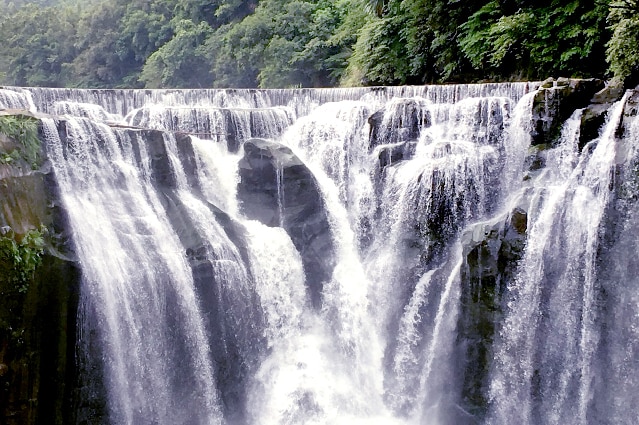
left=374, top=96, right=509, bottom=423
left=41, top=117, right=222, bottom=425
left=487, top=95, right=630, bottom=425
left=596, top=95, right=639, bottom=424
left=191, top=129, right=325, bottom=425
left=271, top=99, right=394, bottom=423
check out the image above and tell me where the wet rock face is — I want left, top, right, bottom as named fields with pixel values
left=579, top=81, right=626, bottom=150
left=0, top=116, right=81, bottom=425
left=457, top=207, right=528, bottom=418
left=531, top=78, right=605, bottom=147
left=376, top=141, right=418, bottom=169
left=237, top=138, right=335, bottom=308
left=368, top=98, right=431, bottom=152
left=160, top=186, right=265, bottom=424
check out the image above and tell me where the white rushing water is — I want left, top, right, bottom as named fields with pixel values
left=10, top=81, right=638, bottom=425
left=41, top=117, right=222, bottom=425
left=487, top=94, right=633, bottom=425
left=0, top=87, right=36, bottom=111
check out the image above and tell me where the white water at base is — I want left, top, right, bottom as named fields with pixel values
left=20, top=82, right=639, bottom=425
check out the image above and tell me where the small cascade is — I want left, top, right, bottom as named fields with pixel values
left=274, top=87, right=524, bottom=424
left=52, top=101, right=122, bottom=122
left=500, top=92, right=536, bottom=195
left=190, top=136, right=242, bottom=215
left=280, top=100, right=375, bottom=218
left=126, top=105, right=294, bottom=151
left=2, top=82, right=536, bottom=116
left=0, top=87, right=36, bottom=111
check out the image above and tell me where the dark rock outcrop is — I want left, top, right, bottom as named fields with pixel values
left=237, top=138, right=335, bottom=308
left=580, top=81, right=625, bottom=149
left=161, top=188, right=265, bottom=425
left=457, top=206, right=528, bottom=418
left=377, top=141, right=418, bottom=169
left=531, top=78, right=605, bottom=147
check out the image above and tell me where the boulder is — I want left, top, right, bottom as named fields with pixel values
left=618, top=89, right=639, bottom=140
left=579, top=81, right=626, bottom=149
left=237, top=138, right=335, bottom=308
left=376, top=141, right=418, bottom=169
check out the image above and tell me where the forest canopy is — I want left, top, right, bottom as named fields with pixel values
left=0, top=0, right=638, bottom=89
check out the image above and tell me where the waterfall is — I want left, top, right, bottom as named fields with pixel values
left=41, top=117, right=222, bottom=425
left=487, top=94, right=632, bottom=425
left=5, top=81, right=639, bottom=425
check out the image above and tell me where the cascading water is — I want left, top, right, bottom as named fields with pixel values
left=0, top=87, right=36, bottom=111
left=3, top=80, right=639, bottom=425
left=488, top=93, right=637, bottom=425
left=40, top=117, right=222, bottom=425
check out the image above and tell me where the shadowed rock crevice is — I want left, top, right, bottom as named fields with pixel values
left=237, top=138, right=335, bottom=308
left=531, top=78, right=605, bottom=148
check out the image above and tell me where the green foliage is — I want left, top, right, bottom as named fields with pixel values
left=460, top=2, right=532, bottom=70
left=140, top=19, right=214, bottom=88
left=0, top=115, right=41, bottom=168
left=460, top=0, right=608, bottom=80
left=0, top=3, right=79, bottom=87
left=0, top=227, right=45, bottom=294
left=0, top=149, right=23, bottom=167
left=347, top=0, right=480, bottom=84
left=208, top=0, right=354, bottom=88
left=607, top=0, right=639, bottom=83
left=0, top=0, right=627, bottom=88
left=346, top=15, right=411, bottom=85
left=68, top=2, right=136, bottom=88
left=0, top=226, right=46, bottom=348
left=207, top=14, right=270, bottom=88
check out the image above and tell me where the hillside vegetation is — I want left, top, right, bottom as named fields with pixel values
left=0, top=0, right=638, bottom=88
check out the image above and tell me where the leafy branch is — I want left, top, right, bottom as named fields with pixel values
left=0, top=115, right=41, bottom=169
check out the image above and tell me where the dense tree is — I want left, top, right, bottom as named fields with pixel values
left=0, top=4, right=79, bottom=87
left=68, top=2, right=135, bottom=87
left=346, top=0, right=479, bottom=85
left=459, top=0, right=609, bottom=81
left=607, top=0, right=639, bottom=85
left=138, top=0, right=257, bottom=88
left=0, top=0, right=637, bottom=89
left=140, top=19, right=214, bottom=88
left=208, top=0, right=355, bottom=88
